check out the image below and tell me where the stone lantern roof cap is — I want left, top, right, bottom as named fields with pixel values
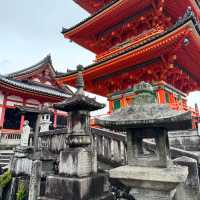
left=96, top=104, right=192, bottom=131
left=53, top=65, right=105, bottom=112
left=96, top=82, right=192, bottom=131
left=53, top=94, right=105, bottom=112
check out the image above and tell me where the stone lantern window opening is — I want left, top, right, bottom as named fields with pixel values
left=127, top=127, right=171, bottom=168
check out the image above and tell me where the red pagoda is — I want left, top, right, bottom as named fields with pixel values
left=57, top=1, right=200, bottom=126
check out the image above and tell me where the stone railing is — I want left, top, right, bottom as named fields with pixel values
left=91, top=128, right=127, bottom=167
left=91, top=128, right=200, bottom=167
left=33, top=127, right=200, bottom=168
left=38, top=128, right=69, bottom=153
left=168, top=129, right=200, bottom=151
left=0, top=130, right=21, bottom=146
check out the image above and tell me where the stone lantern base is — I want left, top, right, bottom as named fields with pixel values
left=40, top=174, right=113, bottom=200
left=59, top=147, right=97, bottom=177
left=109, top=165, right=188, bottom=200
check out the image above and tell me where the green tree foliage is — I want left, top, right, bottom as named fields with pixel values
left=0, top=170, right=12, bottom=188
left=16, top=180, right=26, bottom=200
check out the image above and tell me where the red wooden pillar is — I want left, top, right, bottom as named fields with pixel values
left=120, top=97, right=126, bottom=108
left=53, top=111, right=57, bottom=128
left=20, top=99, right=26, bottom=130
left=0, top=94, right=7, bottom=128
left=20, top=114, right=25, bottom=130
left=157, top=90, right=165, bottom=104
left=108, top=100, right=113, bottom=113
left=170, top=93, right=175, bottom=104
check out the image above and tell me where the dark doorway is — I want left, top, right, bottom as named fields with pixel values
left=24, top=112, right=38, bottom=131
left=3, top=108, right=21, bottom=129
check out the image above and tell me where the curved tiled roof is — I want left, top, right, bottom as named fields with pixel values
left=0, top=75, right=70, bottom=98
left=57, top=9, right=200, bottom=79
left=62, top=0, right=200, bottom=35
left=61, top=0, right=119, bottom=34
left=7, top=54, right=55, bottom=78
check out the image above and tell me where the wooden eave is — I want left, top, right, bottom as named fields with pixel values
left=0, top=83, right=63, bottom=102
left=62, top=0, right=200, bottom=53
left=57, top=19, right=200, bottom=90
left=0, top=78, right=69, bottom=102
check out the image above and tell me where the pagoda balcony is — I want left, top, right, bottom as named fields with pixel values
left=96, top=26, right=164, bottom=62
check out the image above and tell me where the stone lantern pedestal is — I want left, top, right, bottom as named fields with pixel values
left=96, top=82, right=191, bottom=200
left=39, top=66, right=113, bottom=200
left=110, top=165, right=188, bottom=200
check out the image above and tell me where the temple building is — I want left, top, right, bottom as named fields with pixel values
left=0, top=55, right=72, bottom=134
left=56, top=0, right=200, bottom=127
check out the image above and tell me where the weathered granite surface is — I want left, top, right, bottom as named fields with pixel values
left=109, top=165, right=188, bottom=191
left=44, top=174, right=112, bottom=200
left=174, top=156, right=199, bottom=189
left=28, top=160, right=42, bottom=200
left=59, top=148, right=93, bottom=177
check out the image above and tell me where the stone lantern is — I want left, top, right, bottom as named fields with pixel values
left=96, top=82, right=191, bottom=200
left=44, top=65, right=113, bottom=200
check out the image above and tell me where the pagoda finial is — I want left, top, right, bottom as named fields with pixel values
left=75, top=65, right=84, bottom=95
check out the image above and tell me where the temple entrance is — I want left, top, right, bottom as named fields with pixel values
left=3, top=108, right=21, bottom=129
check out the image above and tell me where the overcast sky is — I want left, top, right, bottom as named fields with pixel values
left=0, top=0, right=94, bottom=74
left=0, top=0, right=199, bottom=108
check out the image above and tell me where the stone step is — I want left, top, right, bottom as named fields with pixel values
left=0, top=159, right=10, bottom=165
left=0, top=150, right=14, bottom=154
left=0, top=162, right=9, bottom=166
left=0, top=155, right=12, bottom=159
left=38, top=197, right=60, bottom=200
left=0, top=158, right=10, bottom=162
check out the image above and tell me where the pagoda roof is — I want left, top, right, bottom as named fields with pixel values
left=0, top=74, right=70, bottom=99
left=73, top=0, right=113, bottom=14
left=53, top=94, right=105, bottom=112
left=57, top=13, right=200, bottom=95
left=62, top=0, right=200, bottom=53
left=7, top=55, right=57, bottom=79
left=74, top=0, right=200, bottom=14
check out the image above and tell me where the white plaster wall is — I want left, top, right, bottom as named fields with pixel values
left=25, top=104, right=39, bottom=108
left=7, top=95, right=23, bottom=102
left=44, top=81, right=52, bottom=86
left=32, top=78, right=41, bottom=82
left=6, top=101, right=23, bottom=106
left=26, top=99, right=40, bottom=105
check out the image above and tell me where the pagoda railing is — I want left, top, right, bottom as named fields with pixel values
left=0, top=129, right=21, bottom=146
